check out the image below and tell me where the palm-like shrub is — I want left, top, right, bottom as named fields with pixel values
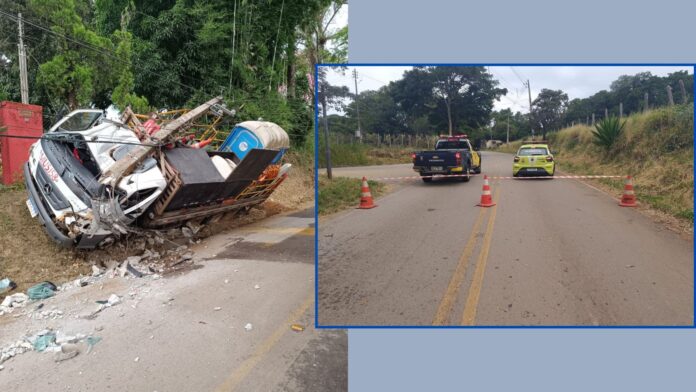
left=592, top=116, right=626, bottom=151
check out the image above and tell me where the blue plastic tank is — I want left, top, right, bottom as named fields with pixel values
left=219, top=126, right=262, bottom=160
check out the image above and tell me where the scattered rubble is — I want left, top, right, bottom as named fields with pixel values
left=1, top=328, right=103, bottom=365
left=0, top=293, right=29, bottom=315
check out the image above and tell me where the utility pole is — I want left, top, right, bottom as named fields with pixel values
left=321, top=90, right=332, bottom=180
left=525, top=80, right=533, bottom=139
left=506, top=113, right=510, bottom=144
left=17, top=13, right=29, bottom=104
left=352, top=69, right=362, bottom=142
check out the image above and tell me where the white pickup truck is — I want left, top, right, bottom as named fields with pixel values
left=24, top=99, right=290, bottom=249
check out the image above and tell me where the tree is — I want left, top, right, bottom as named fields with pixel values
left=532, top=88, right=568, bottom=139
left=344, top=86, right=404, bottom=137
left=110, top=5, right=149, bottom=113
left=392, top=66, right=506, bottom=135
left=31, top=0, right=115, bottom=110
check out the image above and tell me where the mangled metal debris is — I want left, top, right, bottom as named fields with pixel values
left=24, top=96, right=292, bottom=249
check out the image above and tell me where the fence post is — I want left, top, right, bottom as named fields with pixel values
left=619, top=102, right=623, bottom=119
left=644, top=92, right=649, bottom=112
left=591, top=113, right=595, bottom=125
left=667, top=85, right=674, bottom=106
left=605, top=107, right=608, bottom=119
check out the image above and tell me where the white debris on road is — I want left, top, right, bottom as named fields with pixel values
left=244, top=323, right=253, bottom=332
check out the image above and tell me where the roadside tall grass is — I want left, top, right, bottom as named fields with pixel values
left=548, top=104, right=693, bottom=222
left=317, top=142, right=412, bottom=167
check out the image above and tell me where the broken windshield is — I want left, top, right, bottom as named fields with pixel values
left=57, top=112, right=103, bottom=132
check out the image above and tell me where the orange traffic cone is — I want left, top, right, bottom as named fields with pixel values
left=357, top=176, right=377, bottom=209
left=477, top=175, right=496, bottom=207
left=619, top=175, right=637, bottom=207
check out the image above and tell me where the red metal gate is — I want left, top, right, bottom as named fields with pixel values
left=0, top=101, right=43, bottom=185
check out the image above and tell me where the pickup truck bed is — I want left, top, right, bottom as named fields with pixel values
left=412, top=136, right=481, bottom=183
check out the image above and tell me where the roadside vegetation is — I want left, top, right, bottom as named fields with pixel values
left=318, top=175, right=386, bottom=215
left=498, top=104, right=693, bottom=223
left=318, top=142, right=412, bottom=167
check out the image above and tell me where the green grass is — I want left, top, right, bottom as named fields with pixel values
left=318, top=175, right=386, bottom=215
left=317, top=143, right=413, bottom=167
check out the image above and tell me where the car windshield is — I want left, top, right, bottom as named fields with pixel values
left=436, top=140, right=469, bottom=150
left=518, top=147, right=548, bottom=156
left=57, top=112, right=102, bottom=132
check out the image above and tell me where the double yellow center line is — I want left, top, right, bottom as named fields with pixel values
left=432, top=186, right=500, bottom=326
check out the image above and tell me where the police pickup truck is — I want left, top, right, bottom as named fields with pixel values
left=411, top=135, right=481, bottom=183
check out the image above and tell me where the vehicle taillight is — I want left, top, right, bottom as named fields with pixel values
left=455, top=152, right=462, bottom=165
left=546, top=156, right=553, bottom=162
left=411, top=153, right=416, bottom=162
left=513, top=156, right=520, bottom=162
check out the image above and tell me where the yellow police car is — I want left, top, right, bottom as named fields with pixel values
left=512, top=144, right=555, bottom=177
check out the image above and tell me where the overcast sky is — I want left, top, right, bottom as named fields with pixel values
left=325, top=66, right=693, bottom=113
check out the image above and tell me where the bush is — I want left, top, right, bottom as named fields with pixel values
left=592, top=116, right=626, bottom=151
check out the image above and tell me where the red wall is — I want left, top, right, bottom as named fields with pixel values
left=0, top=101, right=43, bottom=185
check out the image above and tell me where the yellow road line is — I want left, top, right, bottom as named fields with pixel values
left=461, top=187, right=500, bottom=326
left=432, top=207, right=488, bottom=325
left=215, top=295, right=313, bottom=391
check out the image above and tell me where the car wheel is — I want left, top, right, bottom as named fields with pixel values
left=513, top=172, right=519, bottom=178
left=474, top=165, right=481, bottom=174
left=421, top=176, right=432, bottom=183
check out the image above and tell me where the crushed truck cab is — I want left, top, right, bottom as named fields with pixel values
left=24, top=97, right=291, bottom=249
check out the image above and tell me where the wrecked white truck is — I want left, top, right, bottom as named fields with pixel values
left=24, top=97, right=291, bottom=249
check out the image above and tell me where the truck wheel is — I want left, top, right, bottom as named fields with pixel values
left=474, top=166, right=481, bottom=174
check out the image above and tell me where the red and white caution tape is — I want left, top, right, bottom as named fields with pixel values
left=370, top=174, right=626, bottom=181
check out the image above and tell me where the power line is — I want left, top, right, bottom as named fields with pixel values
left=509, top=67, right=527, bottom=85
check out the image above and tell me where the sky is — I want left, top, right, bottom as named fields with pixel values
left=324, top=66, right=693, bottom=114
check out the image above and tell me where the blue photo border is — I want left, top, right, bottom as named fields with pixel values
left=314, top=63, right=696, bottom=329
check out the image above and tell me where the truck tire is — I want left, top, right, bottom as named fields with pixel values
left=474, top=156, right=482, bottom=174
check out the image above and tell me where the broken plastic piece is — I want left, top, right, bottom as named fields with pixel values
left=0, top=278, right=17, bottom=294
left=32, top=332, right=57, bottom=352
left=27, top=281, right=57, bottom=300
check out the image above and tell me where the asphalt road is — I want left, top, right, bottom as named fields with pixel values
left=1, top=208, right=347, bottom=392
left=318, top=152, right=694, bottom=326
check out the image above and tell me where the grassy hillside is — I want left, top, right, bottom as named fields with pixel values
left=498, top=104, right=693, bottom=222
